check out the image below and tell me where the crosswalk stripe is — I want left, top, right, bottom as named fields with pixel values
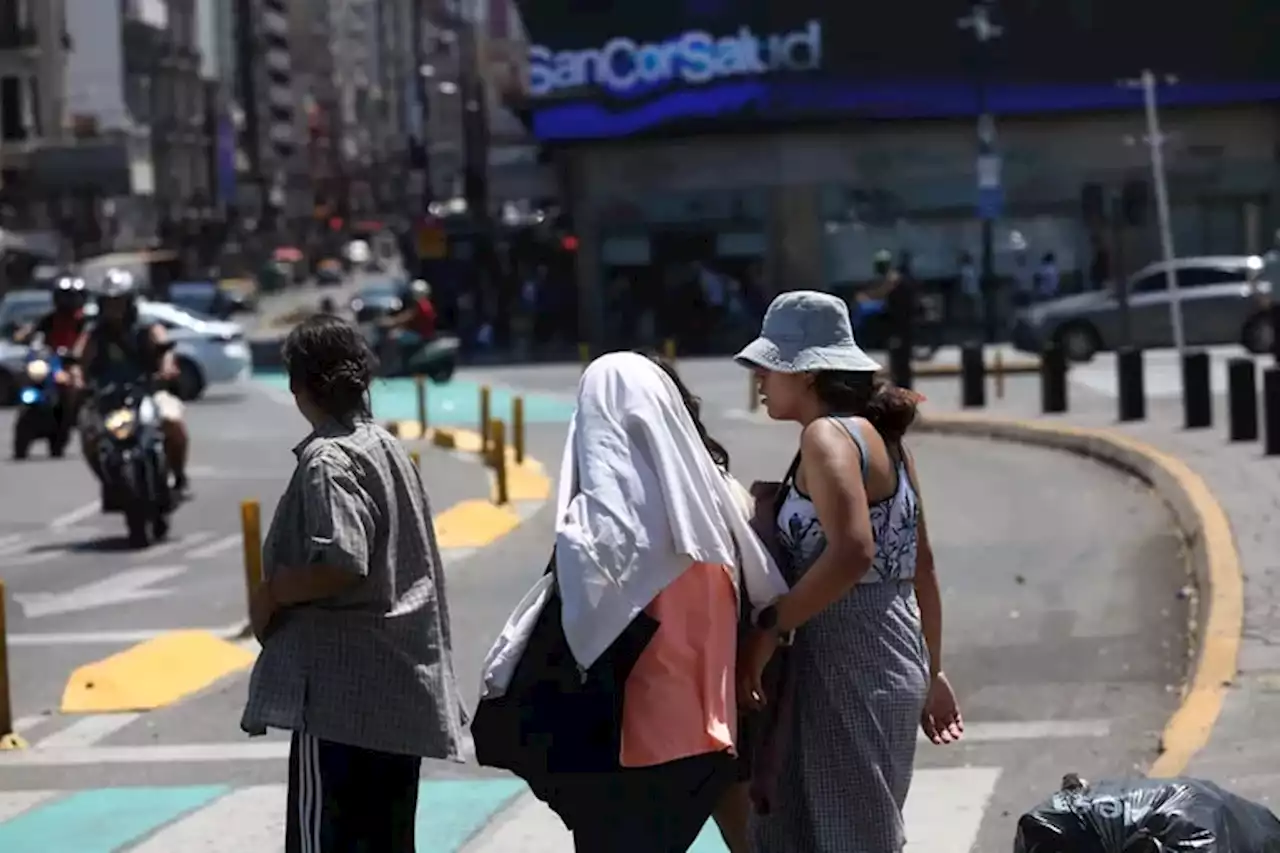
left=0, top=768, right=1003, bottom=853
left=185, top=533, right=241, bottom=560
left=126, top=786, right=285, bottom=852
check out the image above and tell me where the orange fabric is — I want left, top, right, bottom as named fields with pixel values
left=620, top=560, right=739, bottom=768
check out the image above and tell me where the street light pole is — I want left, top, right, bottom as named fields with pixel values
left=960, top=1, right=1002, bottom=344
left=1136, top=69, right=1185, bottom=353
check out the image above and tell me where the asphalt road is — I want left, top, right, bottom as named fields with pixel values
left=0, top=360, right=1189, bottom=852
left=0, top=377, right=486, bottom=728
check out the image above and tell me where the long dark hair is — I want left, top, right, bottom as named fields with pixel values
left=811, top=371, right=919, bottom=445
left=643, top=352, right=731, bottom=471
left=281, top=315, right=378, bottom=419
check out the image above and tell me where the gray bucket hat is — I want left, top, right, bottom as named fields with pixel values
left=735, top=290, right=881, bottom=374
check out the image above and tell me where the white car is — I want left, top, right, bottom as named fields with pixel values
left=136, top=301, right=251, bottom=400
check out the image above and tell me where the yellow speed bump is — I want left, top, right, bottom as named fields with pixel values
left=61, top=630, right=257, bottom=713
left=434, top=500, right=522, bottom=550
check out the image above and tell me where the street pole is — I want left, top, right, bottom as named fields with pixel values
left=960, top=1, right=1002, bottom=344
left=411, top=0, right=433, bottom=215
left=1138, top=69, right=1185, bottom=354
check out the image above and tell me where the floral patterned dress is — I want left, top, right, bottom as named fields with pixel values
left=750, top=417, right=931, bottom=853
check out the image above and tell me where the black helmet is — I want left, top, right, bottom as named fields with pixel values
left=52, top=275, right=87, bottom=311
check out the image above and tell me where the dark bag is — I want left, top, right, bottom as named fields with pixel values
left=1014, top=774, right=1280, bottom=853
left=470, top=555, right=659, bottom=829
left=741, top=452, right=802, bottom=815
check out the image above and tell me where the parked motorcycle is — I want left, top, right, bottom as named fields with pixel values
left=361, top=323, right=459, bottom=383
left=13, top=347, right=76, bottom=460
left=87, top=370, right=175, bottom=547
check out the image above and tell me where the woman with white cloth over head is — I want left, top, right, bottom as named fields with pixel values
left=516, top=351, right=788, bottom=852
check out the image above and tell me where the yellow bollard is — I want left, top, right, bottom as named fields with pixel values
left=994, top=349, right=1006, bottom=400
left=512, top=396, right=525, bottom=465
left=478, top=385, right=491, bottom=456
left=410, top=450, right=421, bottom=468
left=240, top=501, right=263, bottom=620
left=489, top=419, right=509, bottom=505
left=0, top=580, right=16, bottom=747
left=414, top=375, right=428, bottom=435
left=663, top=338, right=677, bottom=362
left=748, top=372, right=759, bottom=412
left=578, top=342, right=590, bottom=365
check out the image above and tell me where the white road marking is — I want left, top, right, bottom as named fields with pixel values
left=185, top=533, right=241, bottom=560
left=0, top=790, right=59, bottom=822
left=0, top=533, right=24, bottom=552
left=919, top=718, right=1111, bottom=743
left=141, top=531, right=213, bottom=560
left=48, top=501, right=101, bottom=530
left=903, top=767, right=1002, bottom=853
left=7, top=623, right=244, bottom=646
left=35, top=713, right=142, bottom=749
left=14, top=565, right=188, bottom=618
left=12, top=715, right=48, bottom=733
left=0, top=740, right=292, bottom=766
left=0, top=551, right=61, bottom=569
left=126, top=785, right=286, bottom=852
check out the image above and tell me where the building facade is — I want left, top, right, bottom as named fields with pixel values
left=518, top=1, right=1280, bottom=347
left=0, top=0, right=69, bottom=228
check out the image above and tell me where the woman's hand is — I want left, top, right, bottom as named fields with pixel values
left=738, top=628, right=780, bottom=712
left=920, top=671, right=963, bottom=744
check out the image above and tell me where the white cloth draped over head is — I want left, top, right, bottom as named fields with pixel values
left=554, top=351, right=789, bottom=670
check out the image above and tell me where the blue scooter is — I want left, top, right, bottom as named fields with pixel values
left=13, top=347, right=76, bottom=460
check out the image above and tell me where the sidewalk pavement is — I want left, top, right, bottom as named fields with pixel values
left=915, top=370, right=1280, bottom=807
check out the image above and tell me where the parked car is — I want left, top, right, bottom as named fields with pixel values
left=168, top=280, right=256, bottom=320
left=137, top=301, right=251, bottom=400
left=349, top=280, right=406, bottom=324
left=1011, top=255, right=1273, bottom=361
left=0, top=337, right=27, bottom=405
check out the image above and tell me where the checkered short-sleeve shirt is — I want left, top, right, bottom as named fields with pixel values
left=240, top=417, right=468, bottom=759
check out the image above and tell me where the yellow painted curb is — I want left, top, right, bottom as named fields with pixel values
left=0, top=733, right=28, bottom=750
left=434, top=499, right=523, bottom=549
left=61, top=630, right=258, bottom=713
left=917, top=412, right=1242, bottom=778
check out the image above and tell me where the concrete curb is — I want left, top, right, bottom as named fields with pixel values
left=899, top=357, right=1042, bottom=378
left=917, top=411, right=1243, bottom=779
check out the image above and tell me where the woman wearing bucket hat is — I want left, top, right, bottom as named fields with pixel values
left=732, top=290, right=963, bottom=852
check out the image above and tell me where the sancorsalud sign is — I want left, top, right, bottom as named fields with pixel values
left=529, top=20, right=823, bottom=98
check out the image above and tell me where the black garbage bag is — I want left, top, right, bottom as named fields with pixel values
left=1014, top=774, right=1280, bottom=853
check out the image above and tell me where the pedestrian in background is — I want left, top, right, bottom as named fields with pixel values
left=241, top=314, right=467, bottom=853
left=735, top=291, right=963, bottom=853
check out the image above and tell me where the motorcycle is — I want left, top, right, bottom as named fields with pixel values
left=13, top=347, right=76, bottom=460
left=87, top=364, right=175, bottom=547
left=361, top=323, right=460, bottom=383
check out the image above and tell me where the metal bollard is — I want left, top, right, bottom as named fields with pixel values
left=489, top=419, right=509, bottom=505
left=1265, top=368, right=1280, bottom=456
left=240, top=500, right=263, bottom=621
left=410, top=450, right=420, bottom=468
left=993, top=349, right=1005, bottom=399
left=1181, top=350, right=1212, bottom=430
left=0, top=580, right=14, bottom=746
left=663, top=338, right=677, bottom=362
left=578, top=342, right=590, bottom=366
left=414, top=375, right=428, bottom=435
left=478, top=385, right=491, bottom=456
left=1040, top=343, right=1068, bottom=414
left=960, top=344, right=986, bottom=409
left=1227, top=358, right=1259, bottom=442
left=887, top=338, right=913, bottom=390
left=512, top=396, right=525, bottom=465
left=1116, top=347, right=1146, bottom=422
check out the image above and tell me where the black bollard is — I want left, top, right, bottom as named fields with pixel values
left=1227, top=357, right=1258, bottom=442
left=888, top=337, right=914, bottom=390
left=960, top=344, right=985, bottom=408
left=1041, top=342, right=1068, bottom=414
left=1181, top=350, right=1212, bottom=429
left=1265, top=367, right=1280, bottom=456
left=1116, top=347, right=1145, bottom=422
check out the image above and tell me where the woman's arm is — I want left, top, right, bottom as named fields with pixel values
left=905, top=446, right=942, bottom=682
left=773, top=419, right=877, bottom=634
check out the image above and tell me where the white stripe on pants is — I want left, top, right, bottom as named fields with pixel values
left=298, top=733, right=322, bottom=853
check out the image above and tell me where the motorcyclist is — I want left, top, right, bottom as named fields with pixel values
left=377, top=278, right=437, bottom=364
left=14, top=275, right=89, bottom=438
left=71, top=269, right=191, bottom=496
